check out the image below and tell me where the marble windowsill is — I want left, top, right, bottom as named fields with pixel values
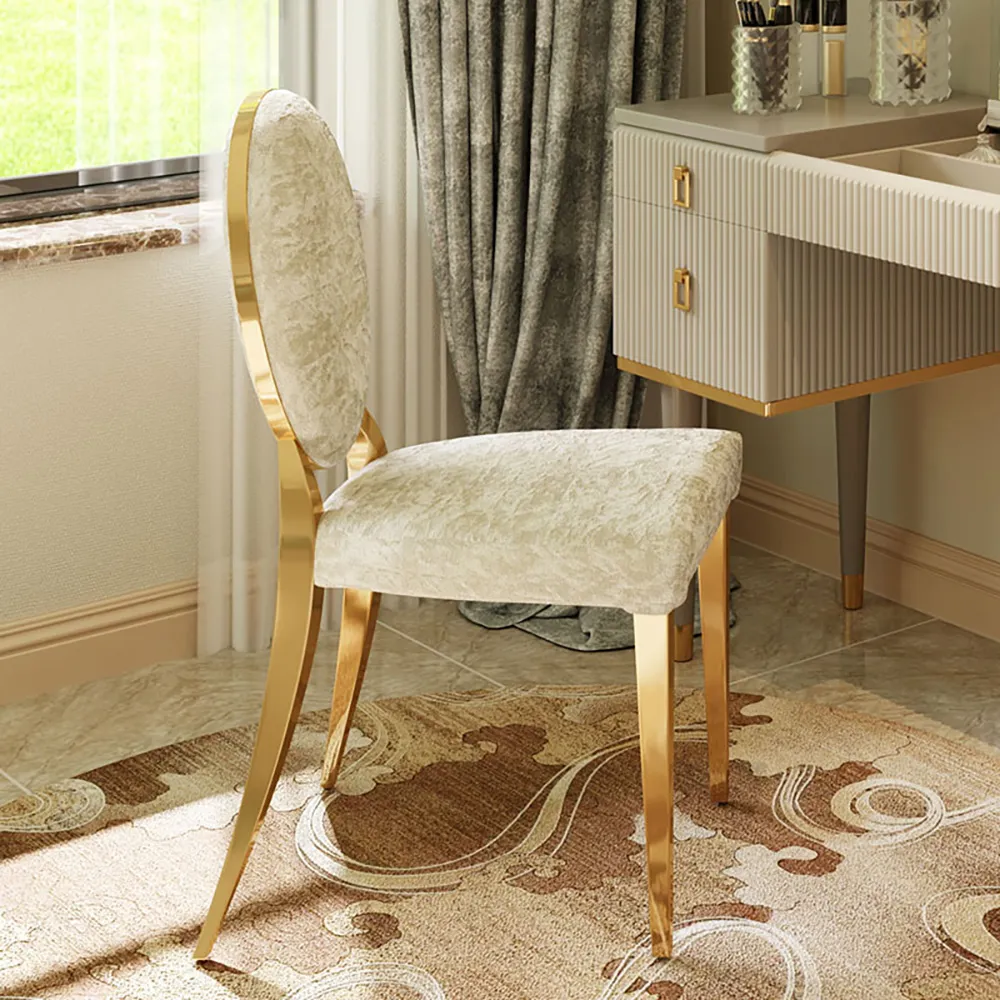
left=0, top=200, right=211, bottom=272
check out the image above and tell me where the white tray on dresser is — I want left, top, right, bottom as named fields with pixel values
left=613, top=87, right=1000, bottom=415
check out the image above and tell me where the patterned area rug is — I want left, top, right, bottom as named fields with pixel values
left=3, top=685, right=1000, bottom=999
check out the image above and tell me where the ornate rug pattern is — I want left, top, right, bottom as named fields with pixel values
left=3, top=685, right=1000, bottom=998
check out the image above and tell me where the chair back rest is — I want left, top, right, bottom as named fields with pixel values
left=227, top=89, right=369, bottom=468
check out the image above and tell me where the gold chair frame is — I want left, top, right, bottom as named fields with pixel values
left=194, top=90, right=731, bottom=963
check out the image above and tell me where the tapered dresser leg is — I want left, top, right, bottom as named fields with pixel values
left=698, top=513, right=730, bottom=805
left=321, top=588, right=381, bottom=790
left=634, top=612, right=675, bottom=959
left=835, top=395, right=871, bottom=611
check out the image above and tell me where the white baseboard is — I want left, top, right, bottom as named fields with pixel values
left=731, top=475, right=1000, bottom=644
left=0, top=581, right=197, bottom=706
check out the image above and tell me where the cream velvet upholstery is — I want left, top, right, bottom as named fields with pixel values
left=246, top=90, right=369, bottom=468
left=316, top=428, right=742, bottom=615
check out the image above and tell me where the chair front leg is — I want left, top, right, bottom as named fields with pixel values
left=698, top=512, right=731, bottom=805
left=634, top=612, right=675, bottom=960
left=195, top=441, right=323, bottom=961
left=321, top=588, right=381, bottom=790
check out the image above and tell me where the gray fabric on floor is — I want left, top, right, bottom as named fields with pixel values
left=459, top=576, right=740, bottom=652
left=397, top=0, right=687, bottom=433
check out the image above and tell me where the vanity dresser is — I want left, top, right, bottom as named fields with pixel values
left=613, top=85, right=1000, bottom=654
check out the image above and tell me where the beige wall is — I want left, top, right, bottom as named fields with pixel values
left=0, top=246, right=204, bottom=624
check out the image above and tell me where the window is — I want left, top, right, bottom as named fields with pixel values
left=0, top=0, right=279, bottom=211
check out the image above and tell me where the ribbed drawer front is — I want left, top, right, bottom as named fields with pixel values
left=769, top=152, right=1000, bottom=288
left=614, top=199, right=770, bottom=400
left=614, top=126, right=769, bottom=229
left=772, top=238, right=1000, bottom=397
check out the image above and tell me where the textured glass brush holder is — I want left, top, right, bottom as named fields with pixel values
left=733, top=25, right=803, bottom=116
left=870, top=0, right=951, bottom=105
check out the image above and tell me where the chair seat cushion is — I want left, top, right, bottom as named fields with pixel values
left=315, top=428, right=742, bottom=615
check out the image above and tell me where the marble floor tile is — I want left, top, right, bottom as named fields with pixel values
left=0, top=543, right=985, bottom=809
left=735, top=618, right=1000, bottom=749
left=0, top=618, right=493, bottom=806
left=381, top=541, right=932, bottom=688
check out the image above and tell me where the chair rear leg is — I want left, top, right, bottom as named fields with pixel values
left=321, top=588, right=381, bottom=790
left=194, top=573, right=323, bottom=960
left=634, top=612, right=675, bottom=960
left=699, top=512, right=731, bottom=805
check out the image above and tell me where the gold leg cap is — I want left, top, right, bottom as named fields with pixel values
left=673, top=622, right=694, bottom=663
left=842, top=574, right=864, bottom=611
left=651, top=937, right=673, bottom=960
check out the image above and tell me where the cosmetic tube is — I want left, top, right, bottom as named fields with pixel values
left=822, top=0, right=847, bottom=97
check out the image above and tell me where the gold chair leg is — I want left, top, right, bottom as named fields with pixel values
left=699, top=512, right=731, bottom=805
left=321, top=588, right=381, bottom=790
left=634, top=612, right=675, bottom=960
left=194, top=441, right=323, bottom=961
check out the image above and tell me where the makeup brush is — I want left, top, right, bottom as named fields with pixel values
left=822, top=0, right=847, bottom=97
left=797, top=0, right=819, bottom=23
left=796, top=0, right=820, bottom=94
left=773, top=0, right=794, bottom=24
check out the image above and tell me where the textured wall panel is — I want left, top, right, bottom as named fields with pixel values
left=614, top=197, right=770, bottom=399
left=768, top=152, right=1000, bottom=289
left=771, top=237, right=1000, bottom=398
left=614, top=126, right=770, bottom=230
left=0, top=247, right=203, bottom=623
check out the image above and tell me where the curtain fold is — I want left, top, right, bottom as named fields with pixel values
left=398, top=0, right=687, bottom=436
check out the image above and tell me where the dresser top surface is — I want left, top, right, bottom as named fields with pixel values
left=615, top=83, right=987, bottom=157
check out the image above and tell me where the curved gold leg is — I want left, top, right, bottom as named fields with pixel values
left=321, top=588, right=381, bottom=790
left=195, top=440, right=323, bottom=961
left=634, top=612, right=675, bottom=960
left=699, top=512, right=731, bottom=806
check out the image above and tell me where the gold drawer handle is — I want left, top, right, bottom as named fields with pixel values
left=673, top=165, right=691, bottom=209
left=673, top=268, right=692, bottom=312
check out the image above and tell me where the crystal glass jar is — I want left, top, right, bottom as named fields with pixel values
left=870, top=0, right=951, bottom=106
left=733, top=25, right=803, bottom=116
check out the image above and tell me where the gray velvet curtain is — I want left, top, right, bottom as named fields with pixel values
left=397, top=0, right=687, bottom=435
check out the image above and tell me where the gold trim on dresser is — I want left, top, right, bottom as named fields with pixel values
left=841, top=573, right=864, bottom=612
left=618, top=353, right=1000, bottom=418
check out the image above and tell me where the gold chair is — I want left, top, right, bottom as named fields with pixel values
left=195, top=89, right=742, bottom=963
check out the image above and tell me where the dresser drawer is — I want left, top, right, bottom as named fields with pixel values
left=614, top=126, right=769, bottom=230
left=769, top=140, right=1000, bottom=288
left=613, top=199, right=773, bottom=401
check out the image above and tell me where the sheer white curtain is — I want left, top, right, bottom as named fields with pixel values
left=197, top=0, right=450, bottom=655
